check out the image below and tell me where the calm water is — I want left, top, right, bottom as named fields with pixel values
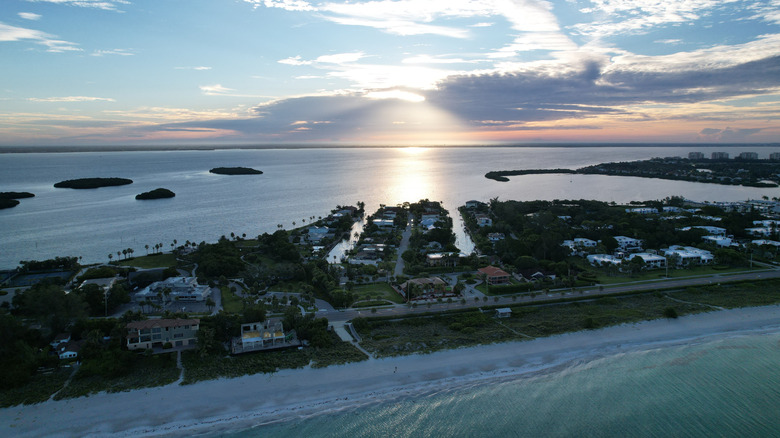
left=228, top=331, right=780, bottom=437
left=1, top=146, right=779, bottom=269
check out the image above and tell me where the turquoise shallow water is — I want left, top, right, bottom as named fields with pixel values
left=225, top=332, right=780, bottom=437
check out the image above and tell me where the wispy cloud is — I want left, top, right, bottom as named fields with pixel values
left=0, top=22, right=81, bottom=52
left=25, top=0, right=131, bottom=12
left=18, top=12, right=42, bottom=20
left=176, top=66, right=212, bottom=70
left=28, top=96, right=115, bottom=102
left=573, top=0, right=745, bottom=36
left=200, top=84, right=235, bottom=96
left=91, top=48, right=133, bottom=56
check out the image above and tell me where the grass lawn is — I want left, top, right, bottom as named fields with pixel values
left=351, top=283, right=404, bottom=304
left=220, top=286, right=243, bottom=313
left=594, top=264, right=759, bottom=285
left=119, top=253, right=178, bottom=269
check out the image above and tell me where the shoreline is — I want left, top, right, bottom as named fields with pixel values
left=3, top=305, right=780, bottom=437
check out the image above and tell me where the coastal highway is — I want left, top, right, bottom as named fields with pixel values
left=320, top=269, right=780, bottom=323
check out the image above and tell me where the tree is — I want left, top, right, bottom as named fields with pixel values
left=206, top=297, right=216, bottom=313
left=145, top=244, right=149, bottom=255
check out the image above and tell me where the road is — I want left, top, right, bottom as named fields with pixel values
left=319, top=268, right=780, bottom=323
left=393, top=223, right=412, bottom=278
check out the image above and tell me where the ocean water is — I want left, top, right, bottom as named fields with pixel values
left=1, top=146, right=780, bottom=269
left=228, top=331, right=780, bottom=437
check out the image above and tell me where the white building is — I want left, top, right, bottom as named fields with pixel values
left=614, top=236, right=643, bottom=252
left=753, top=239, right=780, bottom=247
left=626, top=207, right=659, bottom=214
left=135, top=277, right=211, bottom=302
left=476, top=214, right=493, bottom=227
left=307, top=226, right=330, bottom=242
left=681, top=225, right=727, bottom=236
left=664, top=246, right=714, bottom=266
left=627, top=253, right=667, bottom=269
left=587, top=254, right=622, bottom=266
left=702, top=236, right=733, bottom=247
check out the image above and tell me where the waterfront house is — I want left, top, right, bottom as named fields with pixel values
left=614, top=236, right=643, bottom=252
left=307, top=226, right=330, bottom=242
left=57, top=341, right=82, bottom=360
left=50, top=333, right=71, bottom=348
left=663, top=246, right=714, bottom=266
left=627, top=253, right=667, bottom=269
left=488, top=233, right=505, bottom=242
left=475, top=215, right=493, bottom=227
left=478, top=266, right=510, bottom=285
left=134, top=276, right=211, bottom=303
left=126, top=318, right=200, bottom=350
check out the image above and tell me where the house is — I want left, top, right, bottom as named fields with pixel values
left=58, top=341, right=82, bottom=360
left=426, top=252, right=462, bottom=267
left=516, top=269, right=555, bottom=282
left=126, top=318, right=200, bottom=350
left=662, top=206, right=682, bottom=213
left=231, top=319, right=300, bottom=354
left=495, top=308, right=512, bottom=318
left=614, top=236, right=643, bottom=252
left=50, top=333, right=71, bottom=348
left=478, top=266, right=510, bottom=285
left=475, top=215, right=493, bottom=227
left=702, top=236, right=733, bottom=247
left=488, top=233, right=505, bottom=242
left=681, top=225, right=727, bottom=236
left=753, top=239, right=780, bottom=247
left=134, top=277, right=211, bottom=302
left=465, top=200, right=483, bottom=209
left=307, top=226, right=330, bottom=242
left=625, top=207, right=658, bottom=214
left=746, top=227, right=772, bottom=237
left=627, top=253, right=667, bottom=269
left=373, top=218, right=395, bottom=229
left=587, top=254, right=622, bottom=267
left=400, top=277, right=448, bottom=300
left=562, top=238, right=597, bottom=251
left=663, top=246, right=714, bottom=266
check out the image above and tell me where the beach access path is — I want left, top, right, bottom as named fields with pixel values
left=3, top=305, right=780, bottom=437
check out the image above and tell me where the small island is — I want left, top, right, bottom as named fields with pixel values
left=54, top=178, right=133, bottom=189
left=209, top=167, right=263, bottom=175
left=136, top=188, right=175, bottom=200
left=0, top=192, right=35, bottom=209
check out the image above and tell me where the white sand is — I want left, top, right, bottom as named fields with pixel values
left=3, top=305, right=780, bottom=437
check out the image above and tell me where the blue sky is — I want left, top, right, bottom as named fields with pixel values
left=1, top=0, right=779, bottom=146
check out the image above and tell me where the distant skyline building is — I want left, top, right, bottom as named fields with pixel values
left=738, top=152, right=758, bottom=160
left=770, top=152, right=780, bottom=160
left=688, top=152, right=705, bottom=160
left=711, top=152, right=730, bottom=160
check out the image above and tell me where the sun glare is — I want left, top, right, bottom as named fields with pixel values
left=365, top=90, right=426, bottom=102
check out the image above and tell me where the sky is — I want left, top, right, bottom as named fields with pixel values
left=1, top=0, right=779, bottom=146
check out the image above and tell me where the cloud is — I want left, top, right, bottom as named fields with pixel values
left=573, top=0, right=747, bottom=36
left=28, top=96, right=115, bottom=102
left=25, top=0, right=130, bottom=12
left=244, top=0, right=315, bottom=12
left=0, top=22, right=81, bottom=52
left=200, top=84, right=235, bottom=96
left=18, top=12, right=42, bottom=20
left=91, top=48, right=133, bottom=56
left=176, top=66, right=212, bottom=70
left=699, top=127, right=764, bottom=141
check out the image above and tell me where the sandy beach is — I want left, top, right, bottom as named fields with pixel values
left=3, top=305, right=780, bottom=437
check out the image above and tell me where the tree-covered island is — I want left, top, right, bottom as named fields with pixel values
left=54, top=178, right=133, bottom=189
left=135, top=188, right=175, bottom=200
left=209, top=167, right=263, bottom=175
left=487, top=156, right=780, bottom=187
left=0, top=192, right=35, bottom=209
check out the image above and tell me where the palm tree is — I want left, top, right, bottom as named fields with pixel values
left=108, top=253, right=113, bottom=263
left=122, top=249, right=127, bottom=260
left=145, top=244, right=149, bottom=255
left=117, top=251, right=122, bottom=260
left=128, top=248, right=134, bottom=258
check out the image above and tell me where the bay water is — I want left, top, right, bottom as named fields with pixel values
left=2, top=145, right=779, bottom=269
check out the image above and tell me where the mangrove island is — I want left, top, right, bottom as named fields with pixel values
left=209, top=167, right=263, bottom=175
left=136, top=188, right=176, bottom=200
left=54, top=177, right=134, bottom=189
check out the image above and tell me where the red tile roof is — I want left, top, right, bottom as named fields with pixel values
left=478, top=266, right=509, bottom=277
